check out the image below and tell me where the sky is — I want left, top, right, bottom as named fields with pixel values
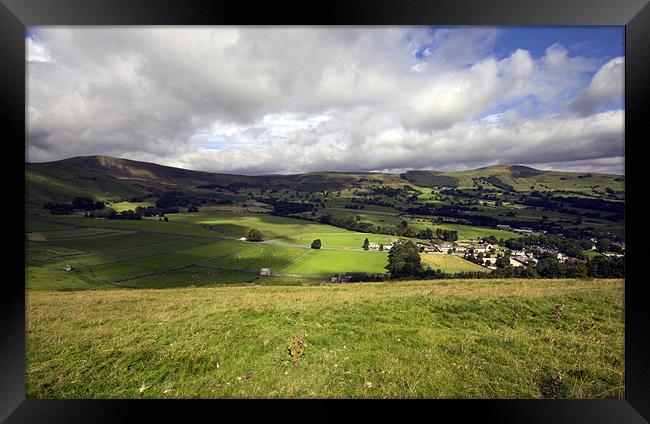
left=26, top=26, right=625, bottom=175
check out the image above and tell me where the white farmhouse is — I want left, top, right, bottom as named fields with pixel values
left=259, top=268, right=271, bottom=276
left=437, top=243, right=455, bottom=254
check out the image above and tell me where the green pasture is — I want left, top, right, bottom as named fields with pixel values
left=282, top=250, right=389, bottom=277
left=26, top=279, right=624, bottom=399
left=168, top=212, right=348, bottom=241
left=108, top=201, right=154, bottom=212
left=207, top=244, right=309, bottom=273
left=284, top=232, right=397, bottom=248
left=406, top=220, right=522, bottom=240
left=420, top=253, right=490, bottom=273
left=125, top=266, right=256, bottom=288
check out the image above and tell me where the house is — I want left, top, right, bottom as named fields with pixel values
left=512, top=228, right=534, bottom=234
left=330, top=273, right=341, bottom=283
left=368, top=242, right=380, bottom=250
left=259, top=268, right=271, bottom=276
left=240, top=237, right=247, bottom=241
left=423, top=245, right=437, bottom=253
left=437, top=243, right=455, bottom=253
left=497, top=224, right=511, bottom=230
left=509, top=257, right=526, bottom=267
left=470, top=243, right=492, bottom=254
left=513, top=255, right=534, bottom=265
left=64, top=264, right=72, bottom=272
left=383, top=244, right=394, bottom=251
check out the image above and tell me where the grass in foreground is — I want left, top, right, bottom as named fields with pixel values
left=26, top=279, right=624, bottom=399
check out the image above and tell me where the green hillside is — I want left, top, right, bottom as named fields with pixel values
left=403, top=165, right=624, bottom=199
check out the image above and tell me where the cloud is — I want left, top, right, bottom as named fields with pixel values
left=167, top=110, right=624, bottom=175
left=26, top=27, right=624, bottom=175
left=26, top=37, right=52, bottom=62
left=569, top=56, right=624, bottom=115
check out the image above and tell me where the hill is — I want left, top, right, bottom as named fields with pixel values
left=28, top=156, right=624, bottom=205
left=401, top=165, right=623, bottom=195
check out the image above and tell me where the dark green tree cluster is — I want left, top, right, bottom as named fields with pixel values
left=43, top=202, right=74, bottom=215
left=247, top=229, right=264, bottom=242
left=43, top=197, right=105, bottom=215
left=88, top=208, right=141, bottom=220
left=135, top=205, right=180, bottom=217
left=385, top=241, right=422, bottom=277
left=435, top=229, right=458, bottom=242
left=311, top=239, right=321, bottom=249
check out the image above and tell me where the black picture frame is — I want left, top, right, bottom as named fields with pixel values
left=2, top=0, right=648, bottom=422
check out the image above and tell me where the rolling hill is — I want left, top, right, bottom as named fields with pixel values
left=26, top=155, right=624, bottom=211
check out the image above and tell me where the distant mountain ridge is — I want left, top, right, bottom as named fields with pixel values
left=26, top=155, right=624, bottom=209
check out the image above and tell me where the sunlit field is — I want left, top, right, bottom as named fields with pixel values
left=26, top=279, right=624, bottom=399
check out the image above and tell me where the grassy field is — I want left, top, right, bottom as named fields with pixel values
left=26, top=214, right=395, bottom=290
left=108, top=201, right=154, bottom=212
left=407, top=220, right=521, bottom=240
left=420, top=253, right=490, bottom=273
left=283, top=232, right=397, bottom=248
left=26, top=279, right=624, bottom=399
left=282, top=250, right=389, bottom=277
left=167, top=212, right=347, bottom=241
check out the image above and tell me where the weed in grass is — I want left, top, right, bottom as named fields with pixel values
left=510, top=309, right=519, bottom=330
left=288, top=334, right=306, bottom=367
left=540, top=370, right=567, bottom=399
left=553, top=303, right=565, bottom=323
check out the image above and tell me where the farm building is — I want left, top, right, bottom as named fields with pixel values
left=383, top=244, right=394, bottom=251
left=509, top=258, right=525, bottom=267
left=63, top=264, right=72, bottom=272
left=497, top=224, right=511, bottom=230
left=469, top=243, right=493, bottom=254
left=330, top=273, right=341, bottom=283
left=368, top=242, right=380, bottom=250
left=436, top=243, right=454, bottom=253
left=240, top=237, right=247, bottom=241
left=259, top=268, right=271, bottom=275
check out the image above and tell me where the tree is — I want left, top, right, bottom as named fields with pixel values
left=362, top=238, right=370, bottom=250
left=385, top=241, right=422, bottom=277
left=311, top=239, right=321, bottom=249
left=536, top=257, right=562, bottom=278
left=379, top=243, right=384, bottom=251
left=163, top=217, right=169, bottom=222
left=398, top=220, right=409, bottom=235
left=495, top=256, right=511, bottom=269
left=247, top=228, right=263, bottom=242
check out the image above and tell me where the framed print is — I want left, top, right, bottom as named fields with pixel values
left=2, top=0, right=649, bottom=422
